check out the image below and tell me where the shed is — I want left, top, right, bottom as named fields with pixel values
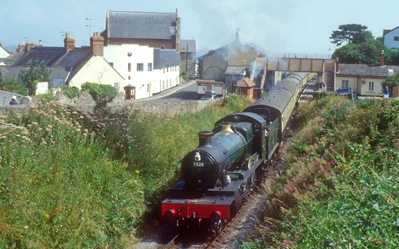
left=236, top=77, right=256, bottom=98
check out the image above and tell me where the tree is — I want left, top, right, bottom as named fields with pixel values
left=330, top=24, right=370, bottom=46
left=18, top=59, right=51, bottom=95
left=0, top=76, right=28, bottom=95
left=332, top=39, right=387, bottom=65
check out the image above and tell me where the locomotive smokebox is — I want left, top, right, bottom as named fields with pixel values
left=197, top=131, right=214, bottom=147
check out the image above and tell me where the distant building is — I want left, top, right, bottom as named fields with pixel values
left=383, top=26, right=399, bottom=50
left=336, top=51, right=399, bottom=97
left=180, top=39, right=197, bottom=78
left=1, top=33, right=124, bottom=91
left=198, top=40, right=282, bottom=93
left=101, top=10, right=181, bottom=100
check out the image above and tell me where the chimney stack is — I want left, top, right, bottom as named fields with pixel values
left=90, top=32, right=104, bottom=56
left=25, top=42, right=35, bottom=52
left=0, top=43, right=2, bottom=48
left=36, top=40, right=43, bottom=47
left=18, top=42, right=25, bottom=52
left=380, top=50, right=385, bottom=66
left=64, top=33, right=75, bottom=53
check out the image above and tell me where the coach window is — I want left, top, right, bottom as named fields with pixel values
left=395, top=36, right=399, bottom=41
left=148, top=63, right=153, bottom=71
left=369, top=82, right=374, bottom=91
left=128, top=63, right=131, bottom=72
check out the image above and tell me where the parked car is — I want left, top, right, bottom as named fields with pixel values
left=201, top=90, right=217, bottom=100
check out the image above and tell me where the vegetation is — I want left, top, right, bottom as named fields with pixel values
left=35, top=93, right=55, bottom=103
left=0, top=95, right=252, bottom=248
left=329, top=23, right=399, bottom=65
left=382, top=72, right=399, bottom=88
left=242, top=95, right=399, bottom=248
left=0, top=77, right=28, bottom=96
left=61, top=86, right=81, bottom=99
left=81, top=82, right=118, bottom=104
left=330, top=24, right=371, bottom=46
left=18, top=59, right=51, bottom=96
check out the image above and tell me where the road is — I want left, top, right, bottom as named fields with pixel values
left=129, top=80, right=198, bottom=103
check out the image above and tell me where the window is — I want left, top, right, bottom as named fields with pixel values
left=147, top=83, right=150, bottom=92
left=395, top=36, right=399, bottom=41
left=148, top=63, right=153, bottom=71
left=128, top=63, right=131, bottom=72
left=128, top=76, right=131, bottom=80
left=167, top=64, right=169, bottom=72
left=341, top=80, right=348, bottom=89
left=114, top=83, right=119, bottom=89
left=137, top=63, right=144, bottom=71
left=170, top=79, right=172, bottom=86
left=163, top=81, right=165, bottom=89
left=369, top=82, right=374, bottom=91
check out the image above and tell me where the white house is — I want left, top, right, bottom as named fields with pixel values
left=383, top=26, right=399, bottom=50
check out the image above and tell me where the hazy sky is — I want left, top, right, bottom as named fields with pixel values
left=1, top=0, right=398, bottom=58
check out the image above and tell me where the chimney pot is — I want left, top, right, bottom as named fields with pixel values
left=380, top=50, right=385, bottom=66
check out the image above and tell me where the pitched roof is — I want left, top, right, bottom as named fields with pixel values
left=383, top=26, right=399, bottom=36
left=338, top=64, right=399, bottom=77
left=236, top=77, right=256, bottom=88
left=108, top=11, right=177, bottom=40
left=180, top=40, right=196, bottom=53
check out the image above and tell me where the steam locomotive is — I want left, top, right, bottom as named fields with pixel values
left=161, top=72, right=315, bottom=236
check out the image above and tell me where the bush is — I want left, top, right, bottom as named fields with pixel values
left=35, top=93, right=55, bottom=103
left=81, top=82, right=117, bottom=102
left=0, top=77, right=28, bottom=96
left=61, top=86, right=81, bottom=99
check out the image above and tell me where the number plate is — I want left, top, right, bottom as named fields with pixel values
left=193, top=162, right=204, bottom=167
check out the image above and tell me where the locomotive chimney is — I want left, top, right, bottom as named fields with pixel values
left=197, top=131, right=213, bottom=147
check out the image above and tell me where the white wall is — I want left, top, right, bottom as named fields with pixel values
left=103, top=44, right=180, bottom=100
left=0, top=47, right=9, bottom=58
left=384, top=28, right=399, bottom=50
left=68, top=56, right=124, bottom=91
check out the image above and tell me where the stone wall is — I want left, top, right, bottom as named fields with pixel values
left=0, top=91, right=220, bottom=117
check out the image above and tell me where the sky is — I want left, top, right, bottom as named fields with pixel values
left=1, top=0, right=398, bottom=59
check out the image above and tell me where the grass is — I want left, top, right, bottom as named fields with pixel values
left=0, top=95, right=252, bottom=248
left=241, top=96, right=399, bottom=248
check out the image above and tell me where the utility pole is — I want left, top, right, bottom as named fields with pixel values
left=185, top=43, right=188, bottom=76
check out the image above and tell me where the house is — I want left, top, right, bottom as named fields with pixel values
left=180, top=39, right=197, bottom=78
left=101, top=10, right=180, bottom=100
left=1, top=33, right=124, bottom=92
left=383, top=26, right=399, bottom=50
left=335, top=51, right=399, bottom=97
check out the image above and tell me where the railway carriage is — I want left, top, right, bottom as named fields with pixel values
left=161, top=72, right=315, bottom=236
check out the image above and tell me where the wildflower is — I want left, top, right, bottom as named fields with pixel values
left=289, top=222, right=292, bottom=225
left=136, top=170, right=140, bottom=174
left=377, top=146, right=382, bottom=150
left=24, top=225, right=29, bottom=229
